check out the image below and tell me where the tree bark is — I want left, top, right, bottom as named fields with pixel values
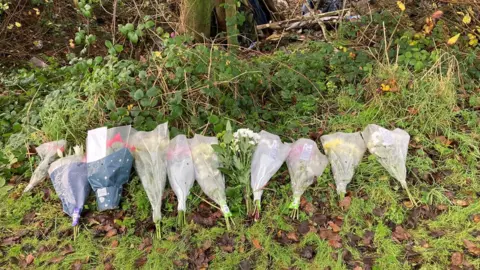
left=224, top=0, right=239, bottom=47
left=179, top=0, right=214, bottom=42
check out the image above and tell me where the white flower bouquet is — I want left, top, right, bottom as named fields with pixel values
left=24, top=140, right=67, bottom=193
left=189, top=134, right=233, bottom=230
left=167, top=134, right=195, bottom=228
left=320, top=132, right=366, bottom=196
left=286, top=138, right=328, bottom=219
left=361, top=124, right=416, bottom=205
left=130, top=123, right=169, bottom=238
left=215, top=124, right=260, bottom=216
left=250, top=131, right=291, bottom=220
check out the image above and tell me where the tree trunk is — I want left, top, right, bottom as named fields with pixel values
left=224, top=0, right=239, bottom=47
left=179, top=0, right=213, bottom=42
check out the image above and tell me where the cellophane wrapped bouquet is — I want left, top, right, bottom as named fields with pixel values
left=189, top=134, right=233, bottom=230
left=215, top=123, right=260, bottom=216
left=167, top=135, right=195, bottom=228
left=250, top=131, right=290, bottom=220
left=130, top=123, right=169, bottom=238
left=287, top=139, right=328, bottom=219
left=48, top=146, right=90, bottom=240
left=24, top=140, right=67, bottom=193
left=361, top=124, right=415, bottom=204
left=320, top=132, right=366, bottom=196
left=86, top=126, right=134, bottom=211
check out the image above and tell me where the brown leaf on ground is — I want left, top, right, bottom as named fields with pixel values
left=473, top=214, right=480, bottom=223
left=392, top=226, right=411, bottom=243
left=463, top=239, right=480, bottom=256
left=339, top=196, right=352, bottom=210
left=403, top=201, right=414, bottom=209
left=71, top=260, right=82, bottom=270
left=328, top=221, right=341, bottom=233
left=362, top=231, right=374, bottom=246
left=104, top=263, right=114, bottom=270
left=299, top=245, right=315, bottom=260
left=134, top=256, right=147, bottom=268
left=105, top=229, right=118, bottom=238
left=300, top=197, right=316, bottom=214
left=252, top=238, right=262, bottom=249
left=138, top=237, right=152, bottom=251
left=61, top=244, right=75, bottom=256
left=454, top=200, right=469, bottom=207
left=25, top=254, right=34, bottom=265
left=328, top=234, right=342, bottom=249
left=21, top=211, right=36, bottom=225
left=297, top=220, right=310, bottom=235
left=436, top=204, right=448, bottom=211
left=286, top=232, right=299, bottom=242
left=191, top=203, right=223, bottom=227
left=311, top=214, right=327, bottom=226
left=2, top=236, right=21, bottom=246
left=451, top=252, right=463, bottom=266
left=111, top=240, right=119, bottom=248
left=431, top=10, right=443, bottom=19
left=48, top=256, right=65, bottom=264
left=218, top=234, right=234, bottom=253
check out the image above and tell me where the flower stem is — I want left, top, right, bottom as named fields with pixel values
left=405, top=186, right=418, bottom=207
left=253, top=200, right=261, bottom=221
left=177, top=210, right=186, bottom=229
left=155, top=221, right=161, bottom=239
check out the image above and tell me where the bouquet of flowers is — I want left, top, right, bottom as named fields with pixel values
left=320, top=132, right=366, bottom=196
left=48, top=145, right=90, bottom=240
left=130, top=123, right=169, bottom=238
left=167, top=135, right=195, bottom=228
left=215, top=124, right=260, bottom=216
left=287, top=139, right=328, bottom=219
left=250, top=131, right=291, bottom=220
left=361, top=124, right=415, bottom=204
left=189, top=134, right=234, bottom=230
left=86, top=126, right=134, bottom=211
left=24, top=140, right=67, bottom=193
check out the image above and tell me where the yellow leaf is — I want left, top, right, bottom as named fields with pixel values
left=447, top=34, right=461, bottom=45
left=381, top=84, right=391, bottom=91
left=15, top=22, right=22, bottom=28
left=7, top=24, right=14, bottom=30
left=127, top=104, right=134, bottom=111
left=463, top=14, right=471, bottom=25
left=397, top=1, right=405, bottom=12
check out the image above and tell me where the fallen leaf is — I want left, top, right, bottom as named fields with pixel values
left=297, top=221, right=310, bottom=235
left=447, top=34, right=461, bottom=46
left=423, top=17, right=434, bottom=34
left=432, top=10, right=443, bottom=19
left=392, top=226, right=411, bottom=242
left=403, top=201, right=414, bottom=209
left=48, top=256, right=65, bottom=264
left=21, top=211, right=36, bottom=225
left=286, top=232, right=299, bottom=242
left=61, top=244, right=75, bottom=256
left=408, top=107, right=419, bottom=115
left=396, top=1, right=405, bottom=12
left=436, top=204, right=448, bottom=211
left=339, top=196, right=352, bottom=210
left=328, top=221, right=341, bottom=233
left=463, top=239, right=480, bottom=256
left=473, top=214, right=480, bottom=223
left=105, top=229, right=118, bottom=238
left=252, top=238, right=262, bottom=249
left=451, top=252, right=463, bottom=266
left=25, top=254, right=34, bottom=265
left=328, top=234, right=343, bottom=249
left=134, top=256, right=147, bottom=268
left=104, top=263, right=114, bottom=270
left=454, top=200, right=469, bottom=206
left=362, top=231, right=374, bottom=246
left=72, top=260, right=82, bottom=270
left=111, top=240, right=119, bottom=248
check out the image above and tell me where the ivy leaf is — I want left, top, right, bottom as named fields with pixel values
left=145, top=21, right=155, bottom=29
left=105, top=40, right=113, bottom=49
left=133, top=90, right=144, bottom=100
left=447, top=33, right=461, bottom=45
left=106, top=99, right=116, bottom=110
left=114, top=44, right=123, bottom=53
